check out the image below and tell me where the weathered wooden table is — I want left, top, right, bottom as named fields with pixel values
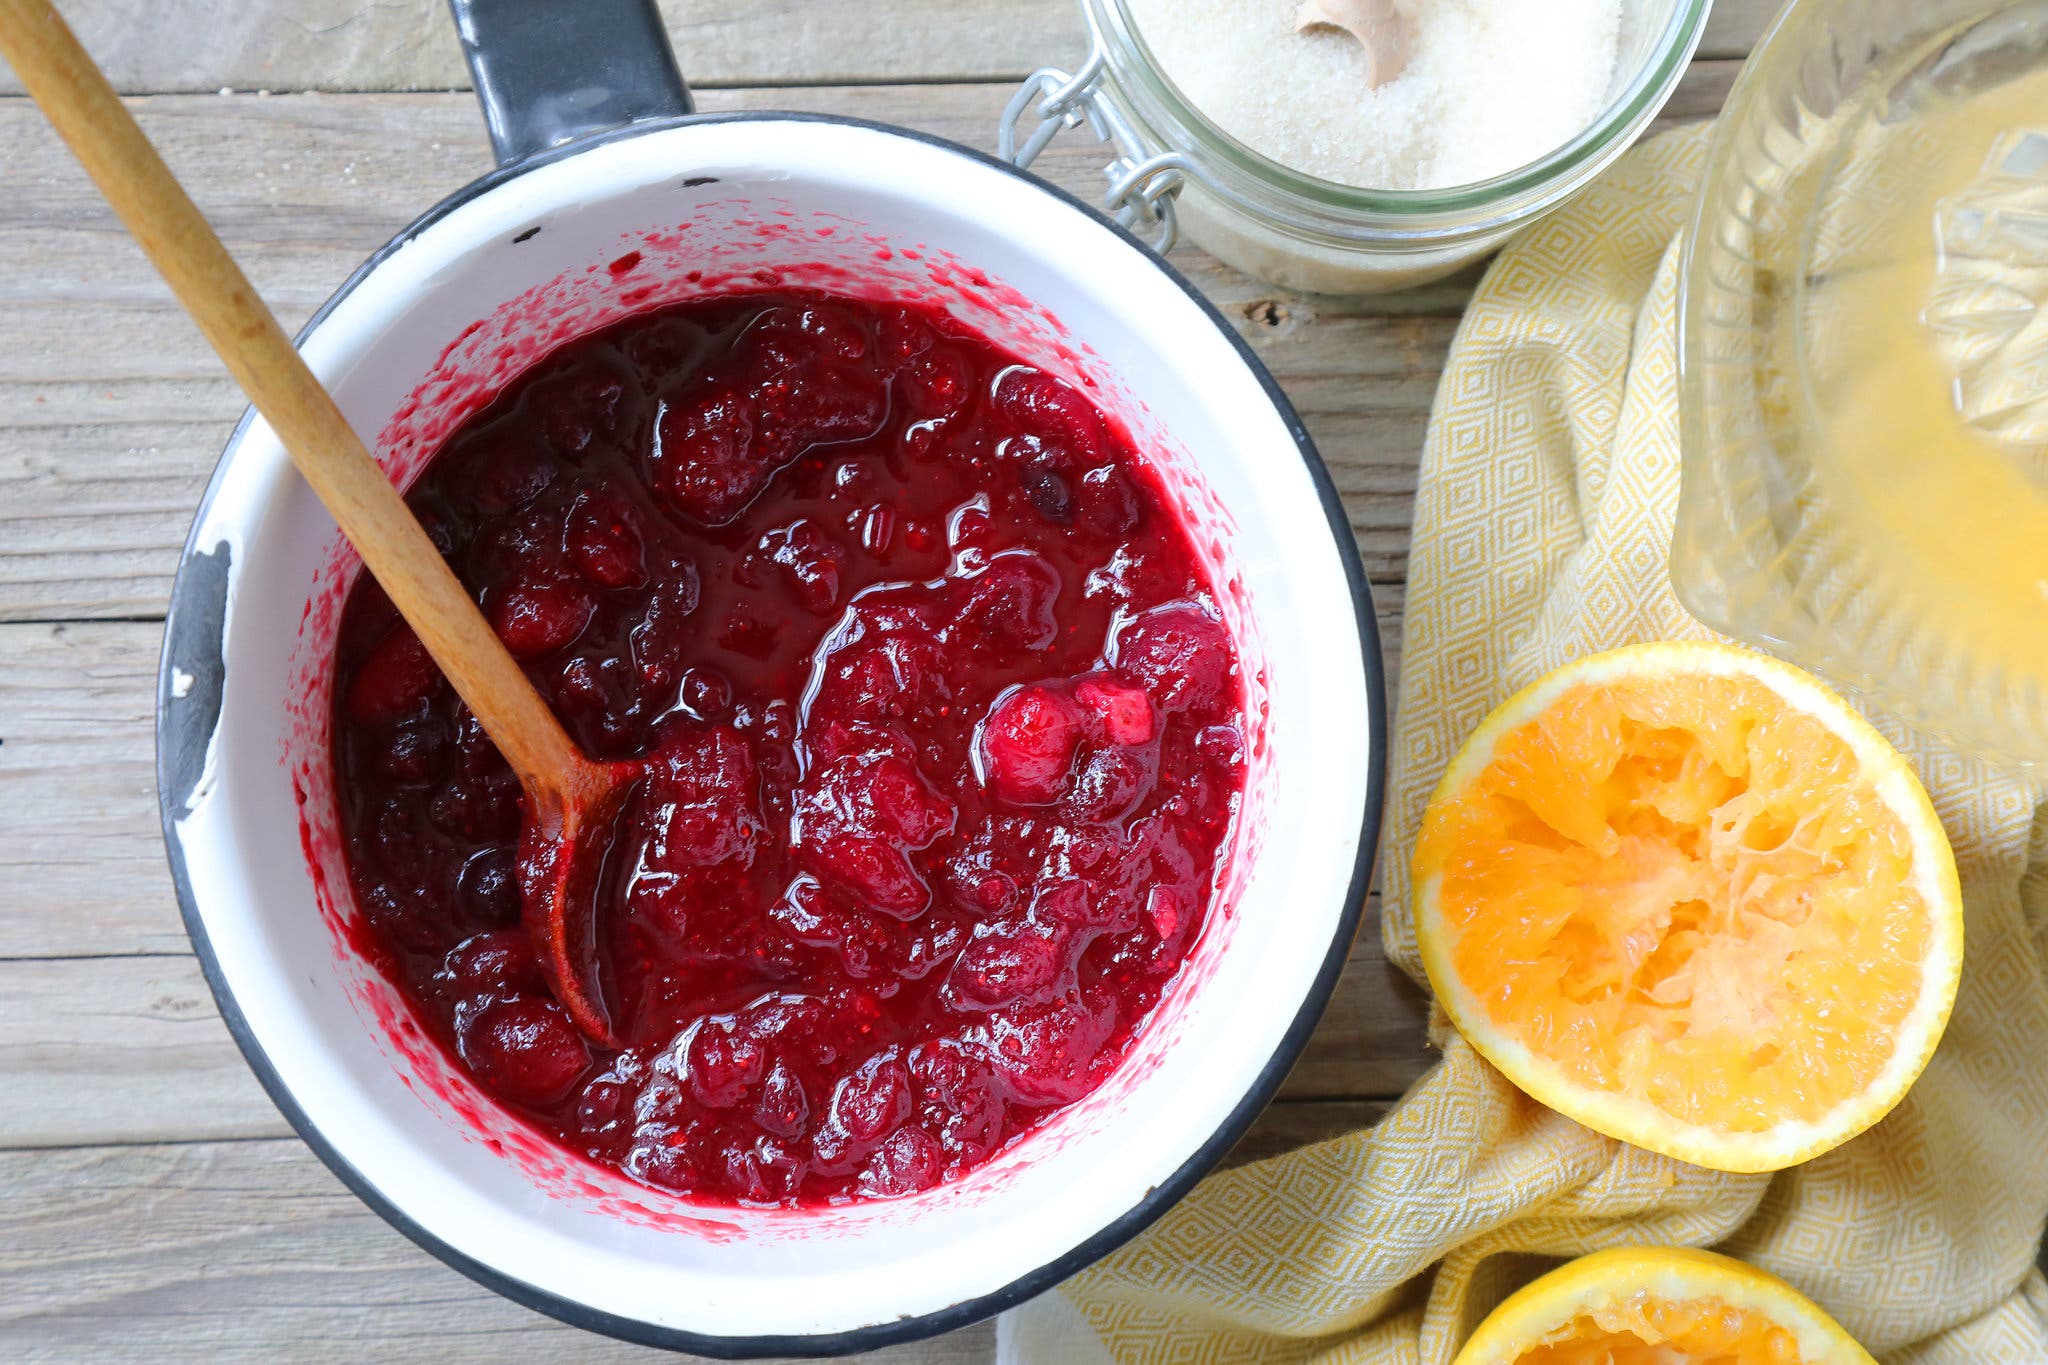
left=0, top=2, right=1775, bottom=1358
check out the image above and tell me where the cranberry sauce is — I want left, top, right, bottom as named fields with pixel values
left=331, top=291, right=1246, bottom=1206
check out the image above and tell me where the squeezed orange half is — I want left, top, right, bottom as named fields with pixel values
left=1414, top=642, right=1962, bottom=1171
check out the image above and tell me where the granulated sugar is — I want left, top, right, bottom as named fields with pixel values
left=1127, top=0, right=1624, bottom=190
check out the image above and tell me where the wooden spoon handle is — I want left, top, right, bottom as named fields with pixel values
left=0, top=0, right=592, bottom=810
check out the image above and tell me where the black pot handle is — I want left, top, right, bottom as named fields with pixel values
left=447, top=0, right=693, bottom=167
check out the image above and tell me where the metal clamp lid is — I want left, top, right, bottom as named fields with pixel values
left=999, top=46, right=1188, bottom=253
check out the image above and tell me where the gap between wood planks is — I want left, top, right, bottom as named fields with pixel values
left=0, top=65, right=1634, bottom=1166
left=0, top=14, right=1859, bottom=1358
left=1, top=1133, right=1007, bottom=1362
left=0, top=612, right=1432, bottom=1152
left=0, top=921, right=1433, bottom=1148
left=0, top=38, right=1723, bottom=1252
left=0, top=609, right=1401, bottom=953
left=0, top=0, right=1778, bottom=97
left=0, top=70, right=1736, bottom=625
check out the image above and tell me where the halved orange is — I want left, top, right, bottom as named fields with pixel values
left=1413, top=642, right=1962, bottom=1172
left=1454, top=1246, right=1874, bottom=1365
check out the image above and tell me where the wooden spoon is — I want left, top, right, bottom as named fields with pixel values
left=0, top=0, right=629, bottom=1045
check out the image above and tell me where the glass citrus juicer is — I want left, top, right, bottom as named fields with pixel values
left=1675, top=0, right=2048, bottom=767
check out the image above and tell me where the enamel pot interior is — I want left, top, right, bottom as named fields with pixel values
left=158, top=114, right=1383, bottom=1354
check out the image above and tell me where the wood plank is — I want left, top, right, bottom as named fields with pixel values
left=0, top=621, right=187, bottom=957
left=0, top=1138, right=997, bottom=1362
left=0, top=67, right=1734, bottom=622
left=0, top=1097, right=1388, bottom=1358
left=1221, top=1100, right=1391, bottom=1167
left=0, top=7, right=1782, bottom=1359
left=0, top=598, right=1425, bottom=1146
left=0, top=592, right=1403, bottom=957
left=0, top=907, right=1432, bottom=1148
left=0, top=956, right=283, bottom=1148
left=0, top=0, right=1778, bottom=97
left=1288, top=913, right=1436, bottom=1102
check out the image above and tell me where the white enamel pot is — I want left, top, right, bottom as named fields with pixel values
left=156, top=0, right=1386, bottom=1354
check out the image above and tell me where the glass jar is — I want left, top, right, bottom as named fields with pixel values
left=1674, top=0, right=2048, bottom=768
left=1001, top=0, right=1713, bottom=293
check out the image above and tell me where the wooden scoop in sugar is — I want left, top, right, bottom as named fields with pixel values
left=1295, top=0, right=1409, bottom=88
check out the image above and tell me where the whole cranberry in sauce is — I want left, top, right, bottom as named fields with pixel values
left=332, top=291, right=1247, bottom=1206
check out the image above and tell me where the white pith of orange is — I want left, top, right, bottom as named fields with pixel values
left=1413, top=642, right=1963, bottom=1173
left=1453, top=1246, right=1876, bottom=1365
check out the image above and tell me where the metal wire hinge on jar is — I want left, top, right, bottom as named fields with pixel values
left=999, top=47, right=1189, bottom=253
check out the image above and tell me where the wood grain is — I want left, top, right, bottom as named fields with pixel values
left=1221, top=1100, right=1392, bottom=1167
left=0, top=1138, right=999, bottom=1362
left=0, top=622, right=175, bottom=956
left=0, top=612, right=1431, bottom=1151
left=0, top=956, right=284, bottom=1147
left=0, top=14, right=1760, bottom=1357
left=0, top=588, right=1397, bottom=960
left=0, top=67, right=1736, bottom=622
left=0, top=0, right=1778, bottom=95
left=0, top=1092, right=1385, bottom=1359
left=0, top=939, right=1433, bottom=1148
left=0, top=0, right=612, bottom=839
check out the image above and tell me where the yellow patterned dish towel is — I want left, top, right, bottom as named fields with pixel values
left=999, top=124, right=2048, bottom=1365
